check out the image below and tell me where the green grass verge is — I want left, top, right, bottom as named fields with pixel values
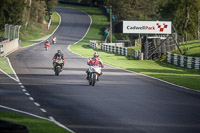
left=185, top=47, right=200, bottom=57
left=20, top=11, right=60, bottom=41
left=58, top=3, right=200, bottom=90
left=0, top=111, right=70, bottom=133
left=172, top=40, right=200, bottom=57
left=20, top=41, right=36, bottom=47
left=125, top=46, right=141, bottom=51
left=0, top=57, right=15, bottom=78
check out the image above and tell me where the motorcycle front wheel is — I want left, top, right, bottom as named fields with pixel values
left=55, top=67, right=61, bottom=76
left=92, top=73, right=96, bottom=86
left=89, top=73, right=92, bottom=85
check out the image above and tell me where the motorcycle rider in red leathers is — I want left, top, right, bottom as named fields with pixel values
left=53, top=50, right=65, bottom=71
left=86, top=52, right=104, bottom=80
left=45, top=40, right=50, bottom=49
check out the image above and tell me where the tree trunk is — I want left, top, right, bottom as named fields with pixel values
left=23, top=0, right=32, bottom=27
left=182, top=1, right=189, bottom=34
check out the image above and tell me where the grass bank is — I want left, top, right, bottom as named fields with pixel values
left=0, top=111, right=70, bottom=133
left=20, top=41, right=36, bottom=47
left=20, top=11, right=60, bottom=42
left=0, top=57, right=15, bottom=78
left=172, top=40, right=200, bottom=57
left=59, top=3, right=200, bottom=90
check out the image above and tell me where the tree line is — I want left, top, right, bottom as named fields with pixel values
left=104, top=0, right=200, bottom=40
left=70, top=0, right=200, bottom=40
left=0, top=0, right=57, bottom=30
left=1, top=0, right=199, bottom=40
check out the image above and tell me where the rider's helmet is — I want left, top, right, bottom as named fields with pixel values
left=93, top=52, right=99, bottom=59
left=46, top=40, right=49, bottom=43
left=57, top=50, right=62, bottom=57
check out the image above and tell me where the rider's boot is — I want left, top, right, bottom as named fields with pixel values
left=86, top=72, right=89, bottom=80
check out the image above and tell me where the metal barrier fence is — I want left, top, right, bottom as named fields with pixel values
left=166, top=52, right=200, bottom=70
left=89, top=40, right=142, bottom=60
left=4, top=24, right=21, bottom=41
left=101, top=44, right=128, bottom=56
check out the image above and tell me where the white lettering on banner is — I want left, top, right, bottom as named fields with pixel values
left=123, top=21, right=172, bottom=34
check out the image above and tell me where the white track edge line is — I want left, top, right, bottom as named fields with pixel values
left=34, top=102, right=40, bottom=107
left=49, top=116, right=75, bottom=133
left=29, top=97, right=34, bottom=101
left=0, top=105, right=74, bottom=133
left=40, top=108, right=47, bottom=113
left=6, top=57, right=20, bottom=82
left=0, top=105, right=49, bottom=120
left=20, top=85, right=25, bottom=88
left=0, top=69, right=19, bottom=82
left=105, top=63, right=200, bottom=93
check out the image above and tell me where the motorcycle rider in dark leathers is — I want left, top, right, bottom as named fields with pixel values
left=52, top=50, right=65, bottom=71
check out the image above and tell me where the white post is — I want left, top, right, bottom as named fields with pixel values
left=194, top=57, right=200, bottom=70
left=173, top=54, right=178, bottom=65
left=8, top=25, right=12, bottom=41
left=187, top=57, right=192, bottom=69
left=167, top=52, right=171, bottom=63
left=18, top=26, right=21, bottom=39
left=180, top=55, right=185, bottom=67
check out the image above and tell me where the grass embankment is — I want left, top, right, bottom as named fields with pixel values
left=0, top=57, right=15, bottom=78
left=20, top=11, right=60, bottom=47
left=125, top=46, right=141, bottom=51
left=0, top=111, right=70, bottom=133
left=59, top=3, right=200, bottom=90
left=172, top=40, right=200, bottom=57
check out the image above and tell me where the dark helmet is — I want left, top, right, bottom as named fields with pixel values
left=46, top=40, right=49, bottom=43
left=57, top=50, right=62, bottom=56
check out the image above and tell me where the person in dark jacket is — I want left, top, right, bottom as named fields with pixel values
left=52, top=50, right=65, bottom=70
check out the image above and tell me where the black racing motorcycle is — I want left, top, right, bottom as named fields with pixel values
left=54, top=57, right=63, bottom=76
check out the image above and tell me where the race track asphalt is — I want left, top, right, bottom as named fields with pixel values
left=2, top=6, right=200, bottom=133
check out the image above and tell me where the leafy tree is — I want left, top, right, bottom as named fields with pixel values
left=45, top=0, right=57, bottom=16
left=104, top=0, right=158, bottom=20
left=0, top=0, right=57, bottom=31
left=158, top=0, right=200, bottom=40
left=0, top=0, right=24, bottom=29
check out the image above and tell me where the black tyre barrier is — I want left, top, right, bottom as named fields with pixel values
left=0, top=120, right=29, bottom=133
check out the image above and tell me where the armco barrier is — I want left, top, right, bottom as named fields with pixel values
left=100, top=44, right=128, bottom=57
left=90, top=40, right=142, bottom=59
left=0, top=39, right=19, bottom=57
left=166, top=52, right=200, bottom=70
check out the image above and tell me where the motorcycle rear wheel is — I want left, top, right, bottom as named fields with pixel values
left=55, top=72, right=59, bottom=76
